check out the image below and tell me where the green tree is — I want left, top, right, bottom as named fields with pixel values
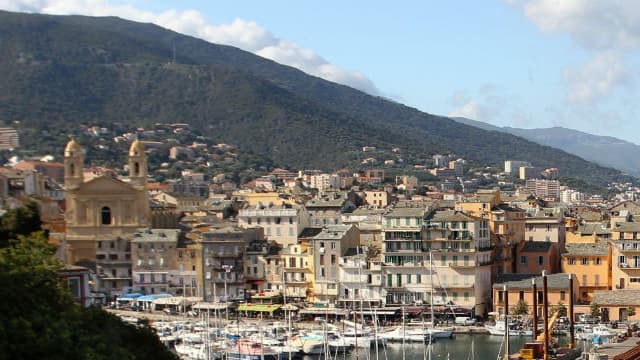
left=512, top=299, right=529, bottom=316
left=0, top=232, right=178, bottom=360
left=0, top=200, right=42, bottom=247
left=590, top=302, right=601, bottom=318
left=555, top=302, right=567, bottom=317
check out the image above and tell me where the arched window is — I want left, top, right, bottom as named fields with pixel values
left=134, top=162, right=140, bottom=176
left=101, top=207, right=112, bottom=225
left=69, top=163, right=75, bottom=177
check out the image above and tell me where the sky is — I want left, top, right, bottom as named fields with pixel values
left=2, top=0, right=640, bottom=144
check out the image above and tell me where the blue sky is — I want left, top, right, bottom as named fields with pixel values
left=3, top=1, right=640, bottom=144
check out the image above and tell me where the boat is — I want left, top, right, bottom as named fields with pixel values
left=226, top=338, right=280, bottom=360
left=484, top=318, right=532, bottom=336
left=379, top=326, right=428, bottom=342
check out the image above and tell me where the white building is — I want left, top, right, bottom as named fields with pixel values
left=337, top=247, right=385, bottom=309
left=504, top=160, right=530, bottom=176
left=238, top=204, right=310, bottom=246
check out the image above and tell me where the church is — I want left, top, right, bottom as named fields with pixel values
left=63, top=139, right=150, bottom=297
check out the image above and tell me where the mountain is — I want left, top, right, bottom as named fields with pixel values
left=0, top=10, right=635, bottom=193
left=452, top=117, right=640, bottom=177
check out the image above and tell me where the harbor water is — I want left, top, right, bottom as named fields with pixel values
left=302, top=334, right=572, bottom=360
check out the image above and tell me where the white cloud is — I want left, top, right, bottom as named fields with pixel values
left=511, top=1, right=640, bottom=104
left=562, top=51, right=627, bottom=104
left=0, top=0, right=379, bottom=95
left=448, top=100, right=485, bottom=120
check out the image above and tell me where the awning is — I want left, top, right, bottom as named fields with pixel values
left=299, top=307, right=349, bottom=316
left=137, top=294, right=173, bottom=302
left=237, top=304, right=281, bottom=313
left=353, top=309, right=398, bottom=316
left=193, top=302, right=230, bottom=310
left=152, top=296, right=199, bottom=306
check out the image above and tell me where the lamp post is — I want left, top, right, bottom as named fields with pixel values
left=222, top=264, right=233, bottom=323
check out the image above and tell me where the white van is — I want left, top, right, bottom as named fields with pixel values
left=455, top=316, right=476, bottom=326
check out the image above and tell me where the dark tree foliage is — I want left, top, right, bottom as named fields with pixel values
left=0, top=233, right=177, bottom=360
left=0, top=201, right=42, bottom=248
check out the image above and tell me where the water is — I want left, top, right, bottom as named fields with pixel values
left=302, top=334, right=570, bottom=360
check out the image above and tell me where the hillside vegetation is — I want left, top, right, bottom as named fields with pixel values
left=0, top=11, right=634, bottom=191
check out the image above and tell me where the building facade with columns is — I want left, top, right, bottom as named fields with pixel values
left=63, top=139, right=150, bottom=298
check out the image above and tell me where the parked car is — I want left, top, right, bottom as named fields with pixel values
left=455, top=316, right=477, bottom=326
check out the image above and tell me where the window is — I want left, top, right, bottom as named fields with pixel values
left=101, top=206, right=112, bottom=225
left=387, top=274, right=392, bottom=287
left=396, top=274, right=402, bottom=287
left=331, top=255, right=336, bottom=264
left=97, top=241, right=102, bottom=249
left=320, top=255, right=325, bottom=266
left=568, top=257, right=575, bottom=265
left=519, top=291, right=524, bottom=300
left=538, top=256, right=544, bottom=265
left=581, top=258, right=588, bottom=265
left=595, top=258, right=601, bottom=265
left=406, top=274, right=411, bottom=284
left=331, top=242, right=336, bottom=249
left=520, top=256, right=527, bottom=264
left=560, top=291, right=566, bottom=301
left=416, top=274, right=422, bottom=283
left=464, top=292, right=469, bottom=301
left=67, top=278, right=80, bottom=297
left=594, top=274, right=600, bottom=286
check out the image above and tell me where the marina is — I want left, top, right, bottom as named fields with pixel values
left=110, top=308, right=640, bottom=360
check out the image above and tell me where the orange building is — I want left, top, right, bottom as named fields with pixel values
left=561, top=242, right=610, bottom=303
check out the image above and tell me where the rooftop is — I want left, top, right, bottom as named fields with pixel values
left=563, top=242, right=608, bottom=256
left=493, top=273, right=571, bottom=290
left=592, top=290, right=640, bottom=306
left=520, top=241, right=553, bottom=253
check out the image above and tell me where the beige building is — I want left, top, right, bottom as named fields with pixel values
left=64, top=139, right=150, bottom=297
left=364, top=190, right=389, bottom=208
left=131, top=228, right=181, bottom=295
left=493, top=273, right=578, bottom=317
left=238, top=204, right=310, bottom=246
left=311, top=225, right=360, bottom=304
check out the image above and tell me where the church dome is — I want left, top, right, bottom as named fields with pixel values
left=129, top=140, right=145, bottom=157
left=64, top=139, right=82, bottom=157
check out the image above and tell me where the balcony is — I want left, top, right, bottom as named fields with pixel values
left=449, top=262, right=475, bottom=269
left=618, top=263, right=640, bottom=269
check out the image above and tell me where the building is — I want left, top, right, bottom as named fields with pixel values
left=591, top=290, right=640, bottom=322
left=0, top=127, right=19, bottom=149
left=337, top=247, right=385, bottom=309
left=504, top=160, right=530, bottom=176
left=490, top=204, right=526, bottom=276
left=492, top=273, right=578, bottom=317
left=610, top=230, right=640, bottom=291
left=238, top=204, right=310, bottom=246
left=308, top=173, right=341, bottom=194
left=59, top=265, right=92, bottom=307
left=305, top=192, right=354, bottom=227
left=131, top=228, right=181, bottom=295
left=364, top=190, right=389, bottom=208
left=561, top=242, right=610, bottom=303
left=525, top=179, right=561, bottom=201
left=311, top=225, right=360, bottom=304
left=198, top=226, right=263, bottom=301
left=519, top=167, right=539, bottom=181
left=422, top=209, right=493, bottom=315
left=280, top=242, right=313, bottom=301
left=515, top=241, right=560, bottom=274
left=524, top=209, right=566, bottom=247
left=63, top=139, right=150, bottom=298
left=381, top=204, right=429, bottom=305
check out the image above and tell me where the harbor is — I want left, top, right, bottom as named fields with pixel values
left=108, top=307, right=640, bottom=360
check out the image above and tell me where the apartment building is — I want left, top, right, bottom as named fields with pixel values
left=337, top=247, right=385, bottom=309
left=238, top=204, right=310, bottom=246
left=131, top=228, right=181, bottom=295
left=561, top=242, right=610, bottom=303
left=310, top=225, right=360, bottom=304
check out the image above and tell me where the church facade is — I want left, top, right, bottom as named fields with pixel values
left=64, top=139, right=150, bottom=297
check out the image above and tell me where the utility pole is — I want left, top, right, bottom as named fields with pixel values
left=222, top=264, right=233, bottom=323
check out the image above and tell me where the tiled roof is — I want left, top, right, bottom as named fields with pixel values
left=563, top=242, right=608, bottom=256
left=493, top=273, right=571, bottom=290
left=612, top=222, right=640, bottom=232
left=426, top=209, right=479, bottom=222
left=592, top=290, right=640, bottom=306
